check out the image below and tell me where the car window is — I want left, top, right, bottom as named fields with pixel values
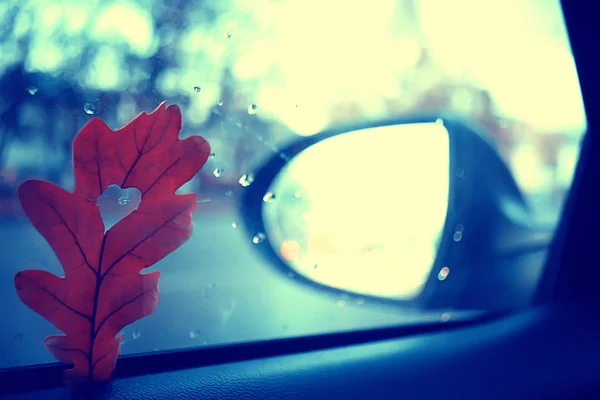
left=0, top=0, right=585, bottom=369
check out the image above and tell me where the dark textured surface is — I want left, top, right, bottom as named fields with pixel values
left=4, top=306, right=600, bottom=399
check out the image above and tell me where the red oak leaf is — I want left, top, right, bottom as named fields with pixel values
left=73, top=101, right=210, bottom=202
left=14, top=102, right=210, bottom=383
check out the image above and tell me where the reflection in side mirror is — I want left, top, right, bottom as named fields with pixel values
left=262, top=123, right=450, bottom=300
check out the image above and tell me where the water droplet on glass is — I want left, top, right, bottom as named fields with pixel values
left=252, top=233, right=266, bottom=244
left=87, top=195, right=93, bottom=202
left=438, top=266, right=450, bottom=281
left=217, top=100, right=223, bottom=107
left=225, top=190, right=233, bottom=197
left=231, top=222, right=237, bottom=228
left=193, top=86, right=201, bottom=93
left=440, top=312, right=451, bottom=322
left=225, top=31, right=232, bottom=39
left=295, top=104, right=299, bottom=109
left=279, top=152, right=290, bottom=161
left=173, top=218, right=180, bottom=224
left=356, top=297, right=365, bottom=305
left=213, top=168, right=223, bottom=178
left=453, top=231, right=463, bottom=242
left=247, top=104, right=258, bottom=115
left=132, top=330, right=141, bottom=340
left=198, top=198, right=211, bottom=203
left=456, top=168, right=465, bottom=178
left=209, top=152, right=216, bottom=159
left=435, top=118, right=445, bottom=126
left=337, top=300, right=346, bottom=307
left=314, top=264, right=318, bottom=269
left=26, top=86, right=38, bottom=95
left=238, top=173, right=254, bottom=187
left=84, top=103, right=96, bottom=115
left=263, top=192, right=276, bottom=202
left=117, top=196, right=130, bottom=206
left=189, top=329, right=202, bottom=339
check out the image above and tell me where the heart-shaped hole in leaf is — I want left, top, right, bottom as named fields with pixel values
left=96, top=184, right=142, bottom=231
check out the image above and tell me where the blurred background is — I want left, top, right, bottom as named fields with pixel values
left=0, top=0, right=586, bottom=221
left=0, top=0, right=588, bottom=368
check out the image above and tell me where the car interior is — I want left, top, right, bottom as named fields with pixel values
left=2, top=0, right=599, bottom=399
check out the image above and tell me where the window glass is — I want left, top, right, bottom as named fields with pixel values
left=0, top=0, right=585, bottom=369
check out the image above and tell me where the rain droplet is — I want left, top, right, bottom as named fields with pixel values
left=87, top=195, right=93, bottom=202
left=440, top=312, right=451, bottom=322
left=252, top=233, right=266, bottom=244
left=314, top=264, right=318, bottom=269
left=198, top=198, right=211, bottom=203
left=435, top=118, right=445, bottom=126
left=247, top=104, right=258, bottom=115
left=279, top=152, right=290, bottom=161
left=453, top=231, right=463, bottom=242
left=337, top=300, right=346, bottom=307
left=225, top=190, right=233, bottom=197
left=217, top=100, right=223, bottom=107
left=132, top=330, right=141, bottom=340
left=213, top=168, right=223, bottom=177
left=263, top=192, right=276, bottom=202
left=118, top=196, right=130, bottom=206
left=173, top=218, right=180, bottom=224
left=189, top=329, right=202, bottom=339
left=225, top=31, right=232, bottom=39
left=193, top=86, right=201, bottom=93
left=209, top=152, right=216, bottom=159
left=456, top=168, right=465, bottom=178
left=231, top=222, right=237, bottom=228
left=238, top=173, right=254, bottom=187
left=438, top=266, right=450, bottom=281
left=84, top=102, right=96, bottom=115
left=26, top=86, right=38, bottom=95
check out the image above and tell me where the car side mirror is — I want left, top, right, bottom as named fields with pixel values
left=240, top=116, right=553, bottom=310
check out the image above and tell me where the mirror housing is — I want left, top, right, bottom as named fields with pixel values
left=240, top=115, right=552, bottom=311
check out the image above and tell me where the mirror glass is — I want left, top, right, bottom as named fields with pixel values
left=263, top=123, right=450, bottom=300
